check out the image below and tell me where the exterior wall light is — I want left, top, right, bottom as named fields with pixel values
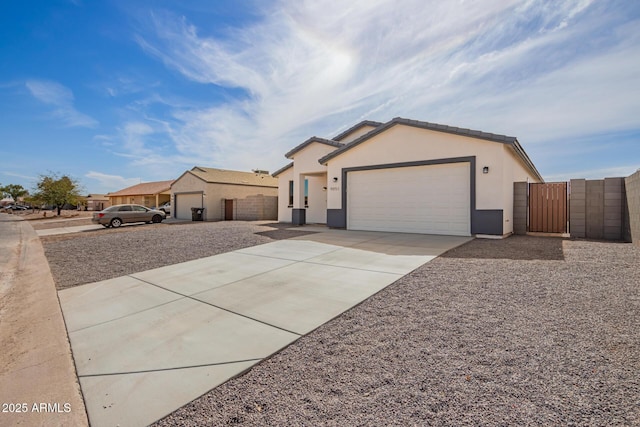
left=332, top=177, right=338, bottom=182
left=483, top=166, right=489, bottom=174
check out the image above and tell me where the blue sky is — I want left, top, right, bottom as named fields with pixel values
left=1, top=0, right=639, bottom=194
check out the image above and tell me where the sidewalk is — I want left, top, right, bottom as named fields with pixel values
left=0, top=214, right=88, bottom=427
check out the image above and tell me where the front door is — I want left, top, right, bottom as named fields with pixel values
left=225, top=199, right=233, bottom=220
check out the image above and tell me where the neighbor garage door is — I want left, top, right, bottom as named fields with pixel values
left=347, top=163, right=470, bottom=236
left=175, top=193, right=203, bottom=220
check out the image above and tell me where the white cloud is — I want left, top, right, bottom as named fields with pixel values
left=2, top=171, right=37, bottom=182
left=127, top=0, right=639, bottom=175
left=25, top=80, right=98, bottom=128
left=85, top=171, right=140, bottom=192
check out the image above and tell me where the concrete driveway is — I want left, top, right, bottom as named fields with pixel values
left=58, top=228, right=471, bottom=426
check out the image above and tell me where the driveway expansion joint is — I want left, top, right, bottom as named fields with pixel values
left=131, top=275, right=304, bottom=337
left=78, top=358, right=265, bottom=378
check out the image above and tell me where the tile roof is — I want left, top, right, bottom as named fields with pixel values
left=271, top=162, right=293, bottom=177
left=187, top=167, right=278, bottom=187
left=284, top=137, right=343, bottom=159
left=318, top=117, right=543, bottom=182
left=332, top=120, right=383, bottom=141
left=108, top=180, right=174, bottom=197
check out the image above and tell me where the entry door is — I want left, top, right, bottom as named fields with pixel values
left=225, top=199, right=234, bottom=220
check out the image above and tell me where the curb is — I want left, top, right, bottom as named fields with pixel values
left=0, top=215, right=88, bottom=426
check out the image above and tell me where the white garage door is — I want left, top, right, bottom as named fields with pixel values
left=347, top=163, right=470, bottom=236
left=175, top=193, right=203, bottom=220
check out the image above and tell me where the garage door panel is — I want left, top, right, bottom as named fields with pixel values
left=175, top=193, right=203, bottom=220
left=347, top=163, right=470, bottom=236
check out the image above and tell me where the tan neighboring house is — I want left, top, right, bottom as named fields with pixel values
left=85, top=194, right=110, bottom=211
left=273, top=117, right=543, bottom=238
left=108, top=180, right=174, bottom=209
left=171, top=167, right=278, bottom=221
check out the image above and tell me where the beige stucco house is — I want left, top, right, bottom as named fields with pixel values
left=171, top=167, right=278, bottom=221
left=85, top=194, right=110, bottom=211
left=273, top=117, right=543, bottom=237
left=108, top=180, right=174, bottom=208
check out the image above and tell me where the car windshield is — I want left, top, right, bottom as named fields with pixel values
left=104, top=206, right=120, bottom=212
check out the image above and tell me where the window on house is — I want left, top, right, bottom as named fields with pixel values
left=288, top=181, right=294, bottom=207
left=288, top=179, right=309, bottom=208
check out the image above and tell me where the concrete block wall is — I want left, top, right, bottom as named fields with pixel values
left=513, top=182, right=528, bottom=235
left=586, top=180, right=605, bottom=240
left=604, top=178, right=625, bottom=240
left=234, top=195, right=278, bottom=221
left=569, top=179, right=586, bottom=238
left=570, top=178, right=626, bottom=241
left=625, top=170, right=640, bottom=246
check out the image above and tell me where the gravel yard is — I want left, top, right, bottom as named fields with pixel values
left=145, top=235, right=639, bottom=426
left=42, top=221, right=315, bottom=290
left=41, top=225, right=640, bottom=425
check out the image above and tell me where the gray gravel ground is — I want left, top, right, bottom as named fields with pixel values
left=148, top=236, right=639, bottom=426
left=41, top=221, right=315, bottom=290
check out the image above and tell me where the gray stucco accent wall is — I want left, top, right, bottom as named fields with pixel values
left=325, top=156, right=504, bottom=235
left=292, top=208, right=306, bottom=225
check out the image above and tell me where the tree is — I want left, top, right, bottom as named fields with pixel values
left=33, top=173, right=83, bottom=216
left=1, top=184, right=29, bottom=203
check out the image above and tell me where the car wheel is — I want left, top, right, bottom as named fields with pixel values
left=152, top=214, right=163, bottom=223
left=110, top=218, right=122, bottom=228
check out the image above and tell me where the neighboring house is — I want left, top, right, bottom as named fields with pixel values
left=171, top=167, right=278, bottom=221
left=273, top=117, right=543, bottom=238
left=85, top=194, right=110, bottom=211
left=108, top=180, right=174, bottom=209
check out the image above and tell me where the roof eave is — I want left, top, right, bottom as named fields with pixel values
left=319, top=117, right=522, bottom=165
left=332, top=120, right=383, bottom=141
left=272, top=162, right=294, bottom=177
left=285, top=137, right=342, bottom=159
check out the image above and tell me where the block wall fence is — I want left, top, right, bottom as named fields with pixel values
left=513, top=170, right=640, bottom=245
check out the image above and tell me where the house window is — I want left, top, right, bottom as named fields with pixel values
left=288, top=179, right=309, bottom=207
left=288, top=181, right=294, bottom=207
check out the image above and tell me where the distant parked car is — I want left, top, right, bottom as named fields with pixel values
left=91, top=204, right=166, bottom=228
left=158, top=201, right=171, bottom=215
left=5, top=205, right=28, bottom=211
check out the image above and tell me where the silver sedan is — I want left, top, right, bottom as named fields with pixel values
left=92, top=204, right=166, bottom=228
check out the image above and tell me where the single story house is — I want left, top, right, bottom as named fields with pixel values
left=171, top=167, right=278, bottom=221
left=108, top=180, right=174, bottom=209
left=273, top=117, right=543, bottom=237
left=84, top=194, right=110, bottom=211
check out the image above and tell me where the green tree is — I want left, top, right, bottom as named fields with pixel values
left=1, top=184, right=29, bottom=203
left=33, top=173, right=83, bottom=216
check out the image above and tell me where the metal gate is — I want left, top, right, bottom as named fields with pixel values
left=529, top=182, right=568, bottom=233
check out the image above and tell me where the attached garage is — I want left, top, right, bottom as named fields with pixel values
left=174, top=192, right=203, bottom=221
left=275, top=117, right=544, bottom=237
left=347, top=163, right=470, bottom=236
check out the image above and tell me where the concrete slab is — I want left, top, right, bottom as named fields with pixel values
left=58, top=229, right=473, bottom=426
left=193, top=261, right=404, bottom=335
left=306, top=246, right=434, bottom=274
left=36, top=224, right=103, bottom=236
left=68, top=297, right=299, bottom=376
left=131, top=252, right=296, bottom=296
left=80, top=360, right=258, bottom=427
left=236, top=239, right=342, bottom=261
left=59, top=276, right=182, bottom=332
